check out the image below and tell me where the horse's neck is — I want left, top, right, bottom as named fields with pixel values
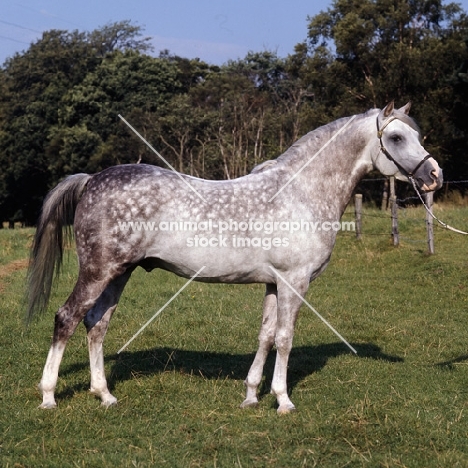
left=284, top=115, right=375, bottom=216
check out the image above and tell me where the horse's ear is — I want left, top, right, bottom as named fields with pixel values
left=383, top=101, right=394, bottom=118
left=398, top=102, right=411, bottom=115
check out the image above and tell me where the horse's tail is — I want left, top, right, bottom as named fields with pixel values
left=26, top=173, right=92, bottom=323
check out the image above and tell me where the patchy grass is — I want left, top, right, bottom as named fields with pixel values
left=1, top=205, right=468, bottom=467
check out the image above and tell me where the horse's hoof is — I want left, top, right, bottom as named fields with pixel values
left=277, top=403, right=296, bottom=414
left=90, top=388, right=117, bottom=407
left=240, top=398, right=259, bottom=409
left=100, top=396, right=118, bottom=407
left=39, top=401, right=57, bottom=409
left=101, top=400, right=117, bottom=408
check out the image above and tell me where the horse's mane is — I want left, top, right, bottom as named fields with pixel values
left=250, top=114, right=361, bottom=174
left=250, top=108, right=421, bottom=174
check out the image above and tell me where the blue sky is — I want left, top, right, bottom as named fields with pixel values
left=1, top=0, right=468, bottom=66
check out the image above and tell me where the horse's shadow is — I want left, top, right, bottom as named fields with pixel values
left=436, top=354, right=468, bottom=370
left=57, top=342, right=403, bottom=402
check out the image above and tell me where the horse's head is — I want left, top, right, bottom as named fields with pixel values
left=373, top=102, right=443, bottom=192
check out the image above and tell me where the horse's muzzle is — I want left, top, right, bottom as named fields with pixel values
left=414, top=156, right=443, bottom=192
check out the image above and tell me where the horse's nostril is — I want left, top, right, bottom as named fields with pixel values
left=431, top=169, right=438, bottom=179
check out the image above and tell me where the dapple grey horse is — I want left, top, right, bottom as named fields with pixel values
left=27, top=102, right=442, bottom=413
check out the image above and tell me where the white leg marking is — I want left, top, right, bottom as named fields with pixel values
left=241, top=285, right=277, bottom=409
left=86, top=302, right=120, bottom=407
left=88, top=333, right=117, bottom=407
left=268, top=274, right=308, bottom=414
left=38, top=342, right=66, bottom=409
left=271, top=328, right=296, bottom=414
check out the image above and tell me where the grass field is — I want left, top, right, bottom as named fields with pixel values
left=1, top=205, right=468, bottom=467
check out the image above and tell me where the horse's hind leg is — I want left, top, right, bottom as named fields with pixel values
left=39, top=270, right=125, bottom=409
left=84, top=269, right=133, bottom=406
left=241, top=283, right=277, bottom=408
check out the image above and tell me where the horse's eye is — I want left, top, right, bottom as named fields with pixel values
left=390, top=134, right=402, bottom=143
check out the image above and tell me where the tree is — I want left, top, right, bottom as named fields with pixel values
left=292, top=0, right=468, bottom=178
left=50, top=50, right=183, bottom=175
left=0, top=22, right=157, bottom=225
left=2, top=5, right=468, bottom=226
left=87, top=20, right=153, bottom=57
left=0, top=29, right=96, bottom=225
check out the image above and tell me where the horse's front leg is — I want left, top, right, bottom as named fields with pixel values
left=241, top=283, right=277, bottom=408
left=271, top=278, right=308, bottom=414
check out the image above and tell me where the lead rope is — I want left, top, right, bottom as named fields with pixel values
left=409, top=176, right=468, bottom=235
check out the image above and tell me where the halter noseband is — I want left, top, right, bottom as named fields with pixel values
left=376, top=116, right=432, bottom=178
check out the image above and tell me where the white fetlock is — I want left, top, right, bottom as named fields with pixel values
left=38, top=383, right=57, bottom=409
left=241, top=379, right=260, bottom=409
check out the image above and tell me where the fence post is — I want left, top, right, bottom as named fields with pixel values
left=381, top=178, right=389, bottom=210
left=425, top=191, right=435, bottom=254
left=390, top=196, right=399, bottom=246
left=389, top=176, right=395, bottom=200
left=354, top=194, right=362, bottom=240
left=389, top=177, right=399, bottom=246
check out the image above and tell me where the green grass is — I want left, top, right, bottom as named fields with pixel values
left=0, top=227, right=32, bottom=266
left=1, top=205, right=468, bottom=467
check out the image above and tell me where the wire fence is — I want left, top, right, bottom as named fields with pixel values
left=347, top=178, right=468, bottom=252
left=357, top=178, right=468, bottom=205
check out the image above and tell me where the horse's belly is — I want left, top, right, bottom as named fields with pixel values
left=142, top=244, right=274, bottom=283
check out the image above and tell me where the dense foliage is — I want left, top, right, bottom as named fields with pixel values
left=1, top=2, right=467, bottom=225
